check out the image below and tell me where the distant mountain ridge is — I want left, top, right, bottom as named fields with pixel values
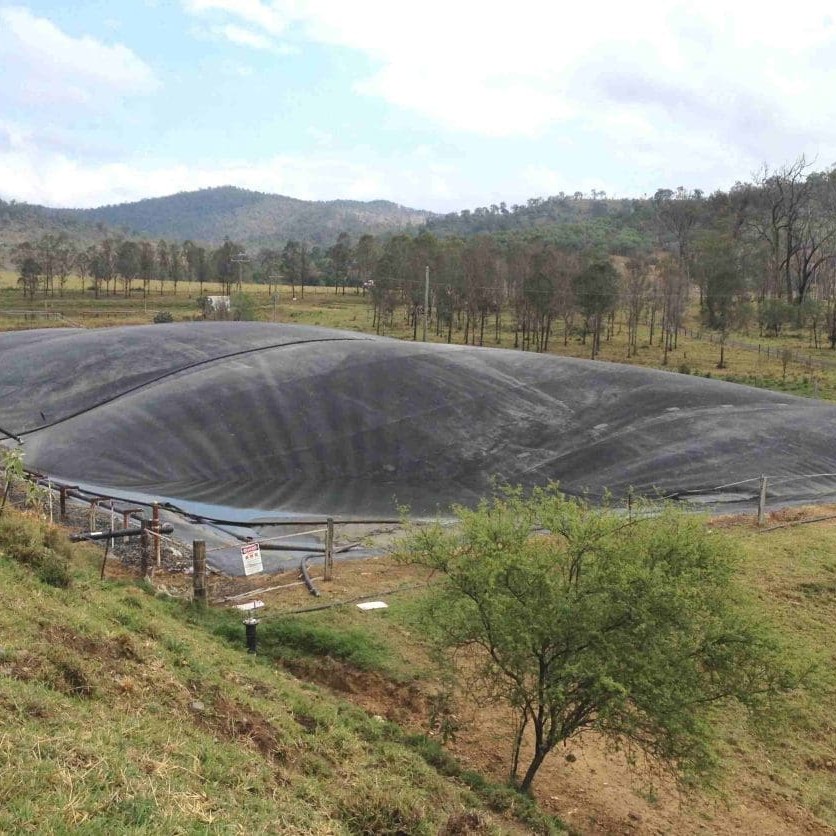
left=0, top=186, right=432, bottom=255
left=52, top=186, right=432, bottom=247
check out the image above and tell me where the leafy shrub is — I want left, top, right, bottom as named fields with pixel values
left=153, top=310, right=174, bottom=323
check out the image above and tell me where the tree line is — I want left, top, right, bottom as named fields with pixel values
left=11, top=156, right=836, bottom=363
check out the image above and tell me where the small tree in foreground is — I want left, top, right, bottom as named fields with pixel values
left=399, top=487, right=803, bottom=794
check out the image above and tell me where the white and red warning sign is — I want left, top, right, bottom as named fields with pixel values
left=240, top=542, right=263, bottom=576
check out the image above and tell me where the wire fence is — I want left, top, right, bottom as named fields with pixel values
left=687, top=328, right=836, bottom=372
left=4, top=463, right=836, bottom=607
left=1, top=465, right=404, bottom=599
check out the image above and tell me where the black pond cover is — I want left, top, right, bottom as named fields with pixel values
left=1, top=322, right=836, bottom=519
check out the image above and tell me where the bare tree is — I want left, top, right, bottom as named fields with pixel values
left=742, top=156, right=814, bottom=302
left=624, top=256, right=651, bottom=357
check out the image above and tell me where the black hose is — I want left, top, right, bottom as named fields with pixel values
left=0, top=426, right=23, bottom=444
left=299, top=555, right=320, bottom=597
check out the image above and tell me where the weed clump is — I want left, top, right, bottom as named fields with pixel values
left=336, top=777, right=431, bottom=835
left=0, top=513, right=72, bottom=587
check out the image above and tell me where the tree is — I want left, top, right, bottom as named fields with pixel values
left=195, top=246, right=210, bottom=296
left=214, top=239, right=244, bottom=295
left=741, top=156, right=813, bottom=302
left=656, top=256, right=687, bottom=365
left=35, top=233, right=61, bottom=297
left=355, top=234, right=379, bottom=294
left=14, top=249, right=41, bottom=300
left=623, top=256, right=651, bottom=357
left=695, top=232, right=750, bottom=368
left=328, top=231, right=352, bottom=294
left=116, top=240, right=141, bottom=297
left=399, top=487, right=801, bottom=795
left=654, top=189, right=702, bottom=282
left=139, top=242, right=155, bottom=297
left=52, top=235, right=75, bottom=298
left=281, top=240, right=302, bottom=299
left=156, top=240, right=170, bottom=295
left=257, top=247, right=282, bottom=293
left=572, top=260, right=619, bottom=359
left=182, top=240, right=199, bottom=290
left=74, top=246, right=93, bottom=294
left=168, top=242, right=182, bottom=295
left=231, top=292, right=257, bottom=321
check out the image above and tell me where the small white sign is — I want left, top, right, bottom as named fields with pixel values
left=356, top=601, right=388, bottom=611
left=241, top=542, right=263, bottom=576
left=234, top=600, right=265, bottom=612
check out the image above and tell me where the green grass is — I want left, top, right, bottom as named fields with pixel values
left=726, top=521, right=836, bottom=824
left=213, top=612, right=394, bottom=671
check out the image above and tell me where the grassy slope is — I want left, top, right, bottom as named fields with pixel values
left=728, top=515, right=836, bottom=824
left=1, top=508, right=834, bottom=834
left=0, top=508, right=560, bottom=835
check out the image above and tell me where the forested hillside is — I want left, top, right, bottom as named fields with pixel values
left=53, top=187, right=431, bottom=247
left=0, top=198, right=109, bottom=250
left=0, top=187, right=430, bottom=257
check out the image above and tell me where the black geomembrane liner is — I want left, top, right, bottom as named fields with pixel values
left=2, top=322, right=835, bottom=518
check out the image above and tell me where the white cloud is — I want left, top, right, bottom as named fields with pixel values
left=216, top=23, right=273, bottom=49
left=184, top=0, right=288, bottom=37
left=0, top=6, right=158, bottom=108
left=0, top=128, right=450, bottom=209
left=180, top=0, right=836, bottom=165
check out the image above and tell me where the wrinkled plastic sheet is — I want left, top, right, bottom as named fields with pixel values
left=2, top=322, right=836, bottom=521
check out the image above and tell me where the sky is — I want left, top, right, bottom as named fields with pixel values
left=2, top=1, right=836, bottom=212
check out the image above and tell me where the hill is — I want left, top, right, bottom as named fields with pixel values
left=0, top=198, right=111, bottom=254
left=0, top=187, right=431, bottom=254
left=53, top=186, right=431, bottom=248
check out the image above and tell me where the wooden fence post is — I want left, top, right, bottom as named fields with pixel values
left=152, top=502, right=162, bottom=567
left=324, top=517, right=334, bottom=581
left=757, top=474, right=768, bottom=526
left=59, top=487, right=66, bottom=520
left=140, top=519, right=151, bottom=579
left=193, top=540, right=207, bottom=606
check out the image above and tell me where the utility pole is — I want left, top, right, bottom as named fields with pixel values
left=423, top=265, right=429, bottom=342
left=231, top=252, right=249, bottom=293
left=269, top=273, right=281, bottom=321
